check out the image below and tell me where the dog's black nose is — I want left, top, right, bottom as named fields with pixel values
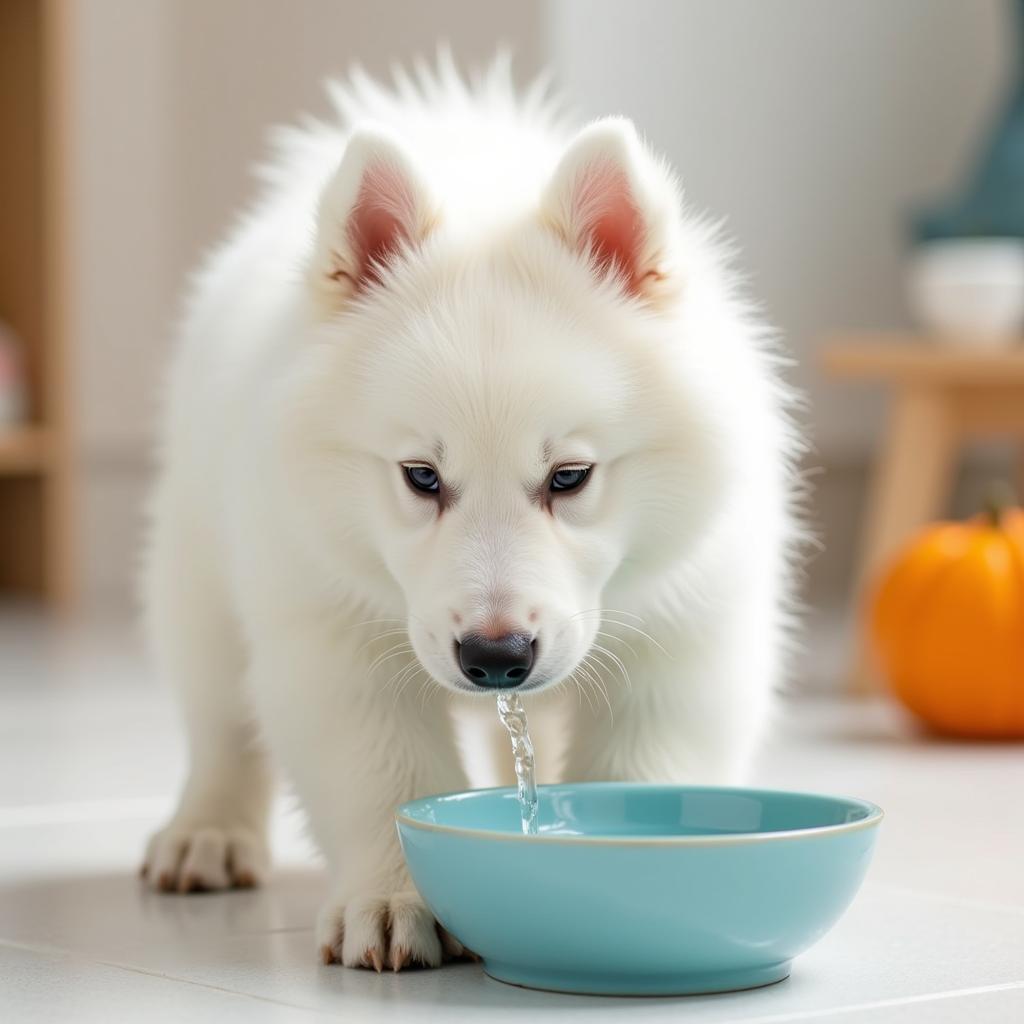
left=457, top=633, right=535, bottom=688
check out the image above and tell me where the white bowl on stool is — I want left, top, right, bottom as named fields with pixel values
left=908, top=238, right=1024, bottom=346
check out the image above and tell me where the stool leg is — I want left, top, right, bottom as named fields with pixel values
left=848, top=386, right=958, bottom=693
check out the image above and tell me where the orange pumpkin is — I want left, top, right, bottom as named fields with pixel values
left=870, top=500, right=1024, bottom=738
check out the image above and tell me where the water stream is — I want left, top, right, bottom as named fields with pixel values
left=495, top=691, right=539, bottom=835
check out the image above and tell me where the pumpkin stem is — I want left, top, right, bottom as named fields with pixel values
left=983, top=483, right=1016, bottom=528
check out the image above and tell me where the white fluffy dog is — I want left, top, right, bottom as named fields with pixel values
left=142, top=57, right=798, bottom=971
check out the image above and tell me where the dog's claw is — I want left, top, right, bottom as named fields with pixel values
left=369, top=948, right=385, bottom=973
left=392, top=947, right=409, bottom=972
left=320, top=945, right=336, bottom=966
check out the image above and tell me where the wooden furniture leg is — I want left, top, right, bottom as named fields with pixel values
left=849, top=385, right=959, bottom=692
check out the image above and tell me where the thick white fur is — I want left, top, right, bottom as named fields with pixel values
left=142, top=56, right=800, bottom=971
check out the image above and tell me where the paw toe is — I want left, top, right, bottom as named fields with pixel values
left=146, top=832, right=186, bottom=891
left=226, top=828, right=269, bottom=888
left=438, top=924, right=477, bottom=962
left=178, top=828, right=231, bottom=891
left=142, top=824, right=268, bottom=894
left=388, top=891, right=442, bottom=970
left=339, top=895, right=389, bottom=970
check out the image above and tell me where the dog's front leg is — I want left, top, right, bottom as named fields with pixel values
left=249, top=622, right=468, bottom=970
left=562, top=614, right=778, bottom=786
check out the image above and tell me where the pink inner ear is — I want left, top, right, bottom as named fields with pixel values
left=346, top=161, right=415, bottom=289
left=574, top=162, right=646, bottom=294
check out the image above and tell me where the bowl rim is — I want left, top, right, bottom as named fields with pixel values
left=396, top=782, right=884, bottom=847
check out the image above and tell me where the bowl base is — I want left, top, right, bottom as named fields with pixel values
left=483, top=958, right=792, bottom=997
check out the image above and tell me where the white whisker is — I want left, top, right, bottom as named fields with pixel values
left=390, top=661, right=422, bottom=710
left=340, top=617, right=406, bottom=632
left=593, top=629, right=638, bottom=659
left=574, top=670, right=597, bottom=713
left=581, top=655, right=614, bottom=722
left=380, top=653, right=419, bottom=696
left=354, top=627, right=409, bottom=657
left=602, top=620, right=672, bottom=658
left=589, top=643, right=632, bottom=693
left=367, top=642, right=414, bottom=674
left=584, top=613, right=672, bottom=659
left=570, top=607, right=645, bottom=622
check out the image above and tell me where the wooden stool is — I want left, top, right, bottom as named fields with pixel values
left=821, top=335, right=1024, bottom=692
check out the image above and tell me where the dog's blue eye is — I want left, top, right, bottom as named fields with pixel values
left=404, top=464, right=440, bottom=494
left=550, top=466, right=590, bottom=493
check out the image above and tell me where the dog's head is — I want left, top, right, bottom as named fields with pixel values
left=280, top=118, right=737, bottom=695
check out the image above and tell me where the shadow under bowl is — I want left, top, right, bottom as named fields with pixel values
left=397, top=783, right=882, bottom=996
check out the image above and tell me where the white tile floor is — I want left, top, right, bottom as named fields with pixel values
left=1, top=608, right=1022, bottom=1023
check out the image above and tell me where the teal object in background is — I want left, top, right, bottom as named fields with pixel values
left=915, top=0, right=1024, bottom=241
left=397, top=783, right=882, bottom=996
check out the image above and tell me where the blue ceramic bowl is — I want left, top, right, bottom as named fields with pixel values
left=397, top=783, right=882, bottom=996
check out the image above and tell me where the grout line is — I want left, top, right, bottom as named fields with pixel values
left=0, top=936, right=341, bottom=1019
left=866, top=881, right=1024, bottom=919
left=727, top=981, right=1024, bottom=1024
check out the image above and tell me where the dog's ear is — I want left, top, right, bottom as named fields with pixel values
left=309, top=124, right=436, bottom=313
left=541, top=117, right=680, bottom=306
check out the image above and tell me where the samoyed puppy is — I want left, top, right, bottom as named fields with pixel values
left=142, top=55, right=799, bottom=971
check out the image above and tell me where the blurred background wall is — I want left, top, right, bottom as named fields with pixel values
left=70, top=0, right=543, bottom=600
left=552, top=0, right=1008, bottom=454
left=65, top=1, right=1012, bottom=664
left=549, top=0, right=1013, bottom=643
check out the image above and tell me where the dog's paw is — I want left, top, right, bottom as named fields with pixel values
left=317, top=889, right=470, bottom=971
left=141, top=823, right=269, bottom=893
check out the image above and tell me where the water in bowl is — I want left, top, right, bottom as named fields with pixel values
left=496, top=692, right=538, bottom=835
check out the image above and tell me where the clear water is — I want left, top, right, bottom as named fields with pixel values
left=496, top=692, right=538, bottom=835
